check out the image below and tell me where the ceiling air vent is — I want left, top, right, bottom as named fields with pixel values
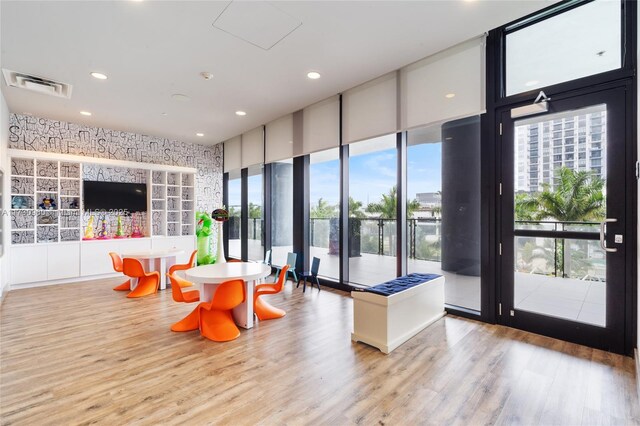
left=2, top=69, right=72, bottom=99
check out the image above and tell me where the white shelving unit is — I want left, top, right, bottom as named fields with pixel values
left=7, top=149, right=198, bottom=288
left=149, top=171, right=195, bottom=237
left=181, top=173, right=195, bottom=236
left=10, top=158, right=81, bottom=244
left=151, top=170, right=167, bottom=237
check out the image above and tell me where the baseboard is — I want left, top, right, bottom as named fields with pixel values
left=0, top=282, right=9, bottom=306
left=9, top=272, right=121, bottom=290
left=636, top=349, right=640, bottom=401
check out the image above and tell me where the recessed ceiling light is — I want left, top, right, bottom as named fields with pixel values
left=80, top=111, right=92, bottom=116
left=307, top=71, right=321, bottom=80
left=196, top=133, right=204, bottom=137
left=171, top=94, right=191, bottom=102
left=200, top=72, right=214, bottom=80
left=90, top=72, right=108, bottom=80
left=445, top=93, right=455, bottom=99
left=161, top=112, right=167, bottom=116
left=525, top=80, right=539, bottom=87
left=235, top=111, right=247, bottom=116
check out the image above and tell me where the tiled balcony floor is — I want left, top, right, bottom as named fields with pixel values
left=230, top=240, right=605, bottom=326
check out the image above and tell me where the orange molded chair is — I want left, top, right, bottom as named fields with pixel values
left=199, top=279, right=245, bottom=342
left=123, top=258, right=160, bottom=298
left=167, top=273, right=200, bottom=303
left=254, top=265, right=288, bottom=321
left=109, top=252, right=131, bottom=291
left=170, top=279, right=244, bottom=340
left=168, top=250, right=198, bottom=287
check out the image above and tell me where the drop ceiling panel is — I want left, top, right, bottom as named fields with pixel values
left=213, top=1, right=301, bottom=50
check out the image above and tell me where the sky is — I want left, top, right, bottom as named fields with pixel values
left=310, top=143, right=442, bottom=208
left=229, top=142, right=443, bottom=210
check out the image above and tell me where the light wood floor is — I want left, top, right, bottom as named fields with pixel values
left=1, top=278, right=639, bottom=425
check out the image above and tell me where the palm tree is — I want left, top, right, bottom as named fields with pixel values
left=537, top=167, right=605, bottom=221
left=348, top=197, right=366, bottom=219
left=365, top=186, right=421, bottom=219
left=514, top=167, right=605, bottom=277
left=311, top=197, right=338, bottom=218
left=365, top=186, right=421, bottom=254
left=514, top=192, right=537, bottom=221
left=248, top=202, right=262, bottom=219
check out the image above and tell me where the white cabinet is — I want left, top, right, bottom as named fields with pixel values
left=47, top=242, right=80, bottom=280
left=9, top=236, right=192, bottom=286
left=80, top=240, right=121, bottom=276
left=10, top=245, right=48, bottom=284
left=80, top=238, right=152, bottom=276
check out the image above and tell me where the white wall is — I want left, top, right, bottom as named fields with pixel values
left=0, top=90, right=10, bottom=300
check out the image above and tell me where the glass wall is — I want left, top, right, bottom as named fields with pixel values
left=406, top=117, right=481, bottom=312
left=247, top=164, right=264, bottom=262
left=227, top=170, right=241, bottom=259
left=270, top=159, right=293, bottom=267
left=348, top=134, right=397, bottom=286
left=309, top=148, right=340, bottom=280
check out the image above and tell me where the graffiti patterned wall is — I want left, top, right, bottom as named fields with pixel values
left=8, top=114, right=223, bottom=211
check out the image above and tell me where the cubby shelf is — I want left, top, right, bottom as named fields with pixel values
left=10, top=158, right=82, bottom=245
left=150, top=170, right=196, bottom=237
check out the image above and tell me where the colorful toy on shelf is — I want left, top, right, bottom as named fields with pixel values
left=130, top=212, right=144, bottom=238
left=83, top=215, right=95, bottom=240
left=11, top=196, right=29, bottom=209
left=38, top=196, right=57, bottom=210
left=97, top=217, right=110, bottom=240
left=212, top=208, right=230, bottom=264
left=196, top=211, right=215, bottom=265
left=114, top=215, right=126, bottom=239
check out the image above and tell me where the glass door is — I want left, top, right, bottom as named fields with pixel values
left=500, top=87, right=627, bottom=353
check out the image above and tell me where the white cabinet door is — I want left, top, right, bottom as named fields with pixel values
left=80, top=240, right=121, bottom=276
left=10, top=245, right=48, bottom=284
left=48, top=243, right=80, bottom=280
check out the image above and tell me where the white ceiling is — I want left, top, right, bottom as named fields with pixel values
left=1, top=0, right=553, bottom=146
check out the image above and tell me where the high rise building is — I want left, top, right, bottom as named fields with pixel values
left=515, top=107, right=607, bottom=193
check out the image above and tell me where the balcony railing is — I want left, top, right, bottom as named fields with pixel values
left=229, top=217, right=605, bottom=280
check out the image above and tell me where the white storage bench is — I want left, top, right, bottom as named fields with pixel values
left=351, top=273, right=445, bottom=354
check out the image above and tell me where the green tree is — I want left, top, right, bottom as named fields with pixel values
left=248, top=202, right=262, bottom=219
left=523, top=167, right=605, bottom=222
left=349, top=197, right=366, bottom=219
left=514, top=193, right=537, bottom=221
left=310, top=197, right=338, bottom=218
left=365, top=186, right=421, bottom=254
left=364, top=186, right=420, bottom=219
left=514, top=167, right=605, bottom=277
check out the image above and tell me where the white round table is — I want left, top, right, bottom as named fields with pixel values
left=185, top=262, right=271, bottom=329
left=122, top=248, right=184, bottom=290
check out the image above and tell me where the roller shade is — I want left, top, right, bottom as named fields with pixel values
left=241, top=127, right=264, bottom=168
left=400, top=36, right=485, bottom=130
left=343, top=72, right=398, bottom=144
left=265, top=114, right=293, bottom=163
left=223, top=136, right=241, bottom=172
left=302, top=95, right=340, bottom=155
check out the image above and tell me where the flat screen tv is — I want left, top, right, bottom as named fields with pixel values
left=83, top=181, right=147, bottom=213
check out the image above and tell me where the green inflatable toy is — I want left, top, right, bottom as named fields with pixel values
left=196, top=211, right=215, bottom=265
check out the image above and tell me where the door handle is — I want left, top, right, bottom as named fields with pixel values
left=599, top=218, right=617, bottom=253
